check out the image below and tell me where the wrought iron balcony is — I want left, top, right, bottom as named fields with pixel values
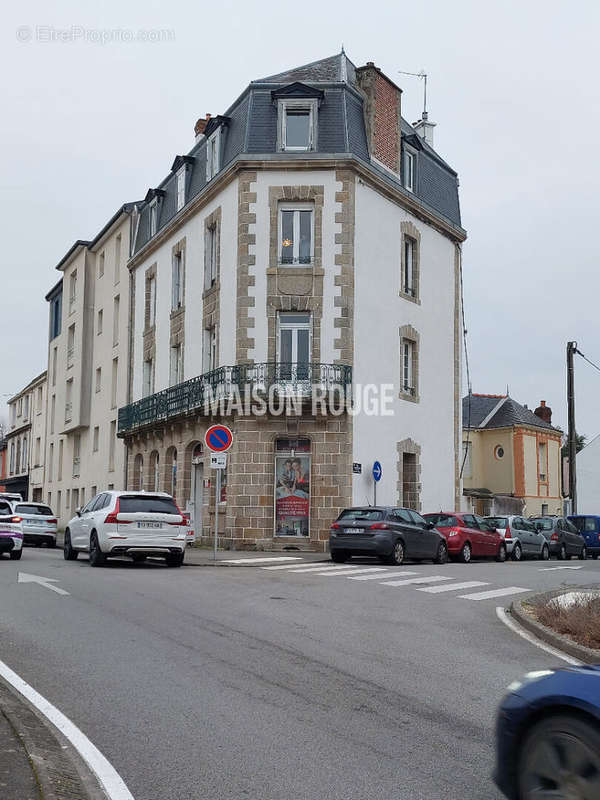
left=118, top=362, right=352, bottom=435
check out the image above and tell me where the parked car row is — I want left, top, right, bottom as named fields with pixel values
left=329, top=507, right=592, bottom=565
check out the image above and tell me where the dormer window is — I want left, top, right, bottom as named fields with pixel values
left=206, top=129, right=220, bottom=181
left=176, top=168, right=186, bottom=211
left=149, top=200, right=158, bottom=236
left=403, top=149, right=415, bottom=192
left=278, top=99, right=317, bottom=152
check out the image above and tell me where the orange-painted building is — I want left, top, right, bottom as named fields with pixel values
left=462, top=394, right=563, bottom=517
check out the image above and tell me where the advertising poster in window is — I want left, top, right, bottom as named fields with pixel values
left=275, top=455, right=310, bottom=537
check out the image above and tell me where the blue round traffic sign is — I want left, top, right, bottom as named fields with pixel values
left=372, top=461, right=382, bottom=482
left=205, top=424, right=233, bottom=453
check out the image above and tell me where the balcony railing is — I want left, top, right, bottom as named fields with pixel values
left=118, top=362, right=352, bottom=435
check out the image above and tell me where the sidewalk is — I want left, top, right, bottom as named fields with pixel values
left=0, top=678, right=106, bottom=800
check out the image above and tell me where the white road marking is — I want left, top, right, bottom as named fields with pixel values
left=17, top=573, right=69, bottom=596
left=459, top=586, right=529, bottom=600
left=287, top=564, right=364, bottom=573
left=380, top=575, right=452, bottom=587
left=539, top=566, right=583, bottom=571
left=318, top=567, right=388, bottom=577
left=222, top=556, right=302, bottom=564
left=347, top=571, right=419, bottom=581
left=417, top=581, right=489, bottom=594
left=495, top=607, right=582, bottom=665
left=0, top=659, right=135, bottom=799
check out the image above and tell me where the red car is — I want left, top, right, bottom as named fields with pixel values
left=423, top=512, right=506, bottom=563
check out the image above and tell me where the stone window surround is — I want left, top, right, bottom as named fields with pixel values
left=144, top=263, right=157, bottom=333
left=399, top=324, right=420, bottom=403
left=170, top=237, right=186, bottom=318
left=202, top=207, right=222, bottom=370
left=203, top=208, right=222, bottom=295
left=400, top=221, right=421, bottom=305
left=267, top=185, right=324, bottom=364
left=169, top=238, right=186, bottom=380
left=396, top=438, right=422, bottom=512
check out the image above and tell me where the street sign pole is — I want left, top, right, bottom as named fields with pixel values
left=214, top=468, right=220, bottom=561
left=372, top=461, right=382, bottom=506
left=374, top=479, right=376, bottom=507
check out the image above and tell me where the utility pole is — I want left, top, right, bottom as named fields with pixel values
left=567, top=341, right=577, bottom=514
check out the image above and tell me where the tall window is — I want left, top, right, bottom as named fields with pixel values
left=150, top=200, right=158, bottom=236
left=114, top=234, right=121, bottom=284
left=402, top=339, right=415, bottom=395
left=58, top=439, right=63, bottom=480
left=176, top=168, right=186, bottom=211
left=69, top=270, right=77, bottom=312
left=22, top=436, right=28, bottom=471
left=98, top=251, right=105, bottom=278
left=73, top=434, right=81, bottom=477
left=134, top=454, right=144, bottom=491
left=204, top=224, right=217, bottom=289
left=168, top=448, right=177, bottom=499
left=52, top=347, right=57, bottom=385
left=95, top=367, right=102, bottom=393
left=204, top=328, right=216, bottom=373
left=277, top=313, right=311, bottom=380
left=97, top=308, right=103, bottom=335
left=146, top=275, right=156, bottom=328
left=403, top=149, right=415, bottom=192
left=538, top=442, right=547, bottom=481
left=111, top=357, right=118, bottom=409
left=108, top=420, right=116, bottom=472
left=151, top=451, right=160, bottom=492
left=172, top=252, right=183, bottom=310
left=113, top=295, right=120, bottom=345
left=48, top=443, right=54, bottom=482
left=403, top=237, right=415, bottom=296
left=50, top=394, right=56, bottom=434
left=50, top=294, right=62, bottom=339
left=143, top=359, right=154, bottom=397
left=206, top=130, right=220, bottom=180
left=279, top=206, right=313, bottom=265
left=67, top=324, right=75, bottom=368
left=65, top=379, right=73, bottom=422
left=93, top=426, right=99, bottom=452
left=170, top=344, right=183, bottom=386
left=278, top=100, right=317, bottom=151
left=35, top=437, right=41, bottom=467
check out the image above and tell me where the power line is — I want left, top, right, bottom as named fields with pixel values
left=575, top=347, right=600, bottom=375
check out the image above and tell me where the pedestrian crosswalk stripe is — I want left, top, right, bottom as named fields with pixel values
left=261, top=562, right=329, bottom=570
left=459, top=586, right=529, bottom=600
left=417, top=581, right=489, bottom=594
left=223, top=556, right=303, bottom=564
left=288, top=564, right=365, bottom=573
left=380, top=575, right=452, bottom=587
left=347, top=570, right=419, bottom=581
left=319, top=567, right=388, bottom=577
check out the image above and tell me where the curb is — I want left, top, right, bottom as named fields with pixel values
left=510, top=585, right=600, bottom=665
left=0, top=678, right=108, bottom=800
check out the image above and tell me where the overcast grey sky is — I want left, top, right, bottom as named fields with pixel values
left=2, top=0, right=599, bottom=440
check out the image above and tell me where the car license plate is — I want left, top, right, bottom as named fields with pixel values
left=137, top=522, right=162, bottom=529
left=344, top=528, right=357, bottom=534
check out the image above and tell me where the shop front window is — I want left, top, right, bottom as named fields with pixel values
left=274, top=438, right=311, bottom=537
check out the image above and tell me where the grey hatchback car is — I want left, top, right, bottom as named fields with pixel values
left=529, top=516, right=587, bottom=560
left=329, top=506, right=448, bottom=565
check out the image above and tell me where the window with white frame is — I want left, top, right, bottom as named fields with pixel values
left=206, top=129, right=220, bottom=181
left=65, top=378, right=73, bottom=421
left=278, top=100, right=317, bottom=151
left=402, top=338, right=416, bottom=396
left=402, top=237, right=416, bottom=296
left=403, top=149, right=415, bottom=192
left=67, top=324, right=75, bottom=368
left=176, top=168, right=186, bottom=211
left=143, top=358, right=154, bottom=397
left=148, top=276, right=156, bottom=327
left=172, top=251, right=183, bottom=310
left=538, top=441, right=547, bottom=481
left=279, top=205, right=313, bottom=265
left=69, top=270, right=77, bottom=311
left=204, top=224, right=218, bottom=289
left=277, top=312, right=311, bottom=380
left=149, top=200, right=158, bottom=237
left=169, top=344, right=183, bottom=386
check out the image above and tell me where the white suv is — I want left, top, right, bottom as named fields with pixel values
left=0, top=499, right=24, bottom=560
left=64, top=491, right=187, bottom=567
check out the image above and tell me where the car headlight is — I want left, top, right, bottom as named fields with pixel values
left=506, top=669, right=554, bottom=693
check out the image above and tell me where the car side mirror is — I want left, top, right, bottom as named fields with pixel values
left=76, top=507, right=82, bottom=517
left=426, top=521, right=435, bottom=530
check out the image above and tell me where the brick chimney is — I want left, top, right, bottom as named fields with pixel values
left=534, top=400, right=552, bottom=424
left=355, top=62, right=402, bottom=174
left=194, top=114, right=212, bottom=142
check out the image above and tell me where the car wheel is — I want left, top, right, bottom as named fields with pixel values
left=540, top=544, right=549, bottom=561
left=166, top=552, right=184, bottom=567
left=331, top=551, right=349, bottom=563
left=559, top=543, right=567, bottom=560
left=388, top=540, right=404, bottom=566
left=89, top=532, right=106, bottom=567
left=434, top=541, right=448, bottom=565
left=593, top=553, right=599, bottom=560
left=459, top=542, right=472, bottom=563
left=495, top=544, right=507, bottom=563
left=512, top=542, right=522, bottom=562
left=579, top=546, right=587, bottom=560
left=63, top=530, right=78, bottom=561
left=9, top=550, right=22, bottom=560
left=517, top=714, right=600, bottom=800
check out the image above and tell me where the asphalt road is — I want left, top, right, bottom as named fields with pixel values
left=1, top=548, right=599, bottom=800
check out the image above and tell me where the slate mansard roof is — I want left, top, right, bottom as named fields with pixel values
left=132, top=52, right=464, bottom=257
left=462, top=394, right=561, bottom=433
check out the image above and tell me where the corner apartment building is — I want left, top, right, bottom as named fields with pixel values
left=117, top=52, right=466, bottom=551
left=5, top=371, right=47, bottom=500
left=43, top=205, right=136, bottom=525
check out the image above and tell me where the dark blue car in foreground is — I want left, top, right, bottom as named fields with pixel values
left=495, top=665, right=600, bottom=799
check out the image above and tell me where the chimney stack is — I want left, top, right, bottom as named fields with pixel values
left=413, top=111, right=436, bottom=148
left=194, top=114, right=212, bottom=142
left=355, top=62, right=403, bottom=175
left=534, top=400, right=552, bottom=425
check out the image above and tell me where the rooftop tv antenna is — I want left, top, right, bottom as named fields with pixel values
left=398, top=69, right=428, bottom=117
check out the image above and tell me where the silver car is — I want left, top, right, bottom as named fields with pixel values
left=484, top=515, right=549, bottom=562
left=14, top=502, right=58, bottom=547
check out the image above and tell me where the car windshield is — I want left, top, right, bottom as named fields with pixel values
left=424, top=514, right=458, bottom=527
left=530, top=518, right=553, bottom=530
left=338, top=509, right=384, bottom=521
left=118, top=496, right=179, bottom=515
left=15, top=504, right=53, bottom=516
left=485, top=517, right=508, bottom=529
